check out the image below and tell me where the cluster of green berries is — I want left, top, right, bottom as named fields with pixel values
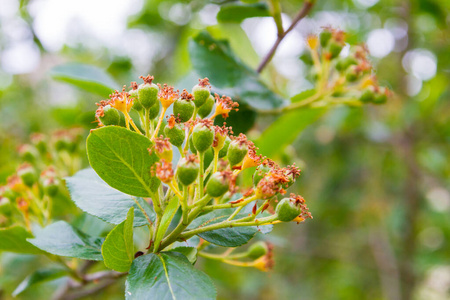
left=307, top=27, right=391, bottom=105
left=0, top=129, right=83, bottom=228
left=95, top=76, right=312, bottom=224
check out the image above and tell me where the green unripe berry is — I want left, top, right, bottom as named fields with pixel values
left=130, top=89, right=143, bottom=112
left=192, top=123, right=214, bottom=153
left=204, top=147, right=214, bottom=171
left=189, top=135, right=197, bottom=154
left=373, top=87, right=388, bottom=104
left=345, top=65, right=360, bottom=82
left=164, top=123, right=185, bottom=147
left=31, top=134, right=47, bottom=154
left=192, top=81, right=211, bottom=108
left=1, top=187, right=16, bottom=200
left=18, top=145, right=38, bottom=163
left=173, top=99, right=195, bottom=122
left=99, top=105, right=121, bottom=126
left=0, top=198, right=11, bottom=215
left=335, top=56, right=357, bottom=72
left=43, top=177, right=60, bottom=197
left=206, top=172, right=230, bottom=198
left=276, top=198, right=302, bottom=222
left=218, top=137, right=231, bottom=158
left=138, top=82, right=159, bottom=109
left=176, top=156, right=199, bottom=186
left=360, top=87, right=375, bottom=103
left=328, top=42, right=343, bottom=59
left=247, top=241, right=269, bottom=259
left=320, top=30, right=332, bottom=48
left=149, top=103, right=160, bottom=119
left=197, top=95, right=215, bottom=118
left=227, top=140, right=248, bottom=166
left=17, top=165, right=36, bottom=187
left=253, top=164, right=271, bottom=187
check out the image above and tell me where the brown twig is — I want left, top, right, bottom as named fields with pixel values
left=256, top=1, right=314, bottom=73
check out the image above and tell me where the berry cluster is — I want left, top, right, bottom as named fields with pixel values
left=93, top=76, right=312, bottom=267
left=303, top=27, right=391, bottom=108
left=0, top=129, right=83, bottom=229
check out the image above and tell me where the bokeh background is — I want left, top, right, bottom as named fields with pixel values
left=0, top=0, right=449, bottom=299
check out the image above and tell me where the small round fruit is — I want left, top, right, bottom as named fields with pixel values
left=253, top=164, right=271, bottom=187
left=99, top=105, right=121, bottom=126
left=138, top=81, right=159, bottom=109
left=276, top=198, right=302, bottom=222
left=192, top=79, right=211, bottom=108
left=149, top=102, right=160, bottom=119
left=177, top=156, right=199, bottom=186
left=227, top=140, right=248, bottom=166
left=247, top=241, right=269, bottom=259
left=164, top=123, right=185, bottom=147
left=192, top=123, right=214, bottom=153
left=218, top=137, right=231, bottom=158
left=197, top=95, right=215, bottom=118
left=173, top=99, right=195, bottom=122
left=206, top=172, right=230, bottom=198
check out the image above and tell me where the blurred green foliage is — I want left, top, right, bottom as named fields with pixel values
left=0, top=0, right=449, bottom=299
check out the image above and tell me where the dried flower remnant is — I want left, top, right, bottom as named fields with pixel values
left=155, top=160, right=174, bottom=184
left=210, top=94, right=239, bottom=119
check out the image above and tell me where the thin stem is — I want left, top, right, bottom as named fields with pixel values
left=202, top=195, right=258, bottom=212
left=257, top=1, right=314, bottom=73
left=144, top=109, right=150, bottom=138
left=198, top=151, right=205, bottom=199
left=152, top=107, right=167, bottom=140
left=125, top=113, right=143, bottom=135
left=180, top=215, right=278, bottom=241
left=227, top=205, right=244, bottom=221
left=213, top=148, right=219, bottom=173
left=181, top=185, right=189, bottom=226
left=269, top=0, right=284, bottom=37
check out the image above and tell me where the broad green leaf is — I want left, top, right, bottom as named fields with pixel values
left=169, top=246, right=197, bottom=264
left=188, top=209, right=262, bottom=247
left=217, top=3, right=270, bottom=23
left=256, top=107, right=327, bottom=157
left=66, top=168, right=155, bottom=227
left=0, top=226, right=43, bottom=254
left=154, top=197, right=179, bottom=251
left=102, top=207, right=135, bottom=272
left=125, top=252, right=216, bottom=300
left=189, top=31, right=284, bottom=110
left=50, top=63, right=117, bottom=97
left=28, top=221, right=104, bottom=261
left=12, top=268, right=67, bottom=296
left=87, top=126, right=160, bottom=197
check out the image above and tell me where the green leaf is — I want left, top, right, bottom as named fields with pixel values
left=50, top=63, right=118, bottom=97
left=291, top=89, right=317, bottom=103
left=87, top=126, right=160, bottom=197
left=189, top=209, right=261, bottom=247
left=217, top=3, right=270, bottom=23
left=169, top=246, right=197, bottom=264
left=66, top=168, right=155, bottom=227
left=102, top=207, right=135, bottom=272
left=28, top=221, right=104, bottom=260
left=12, top=268, right=67, bottom=296
left=125, top=252, right=216, bottom=300
left=154, top=197, right=179, bottom=251
left=189, top=31, right=284, bottom=110
left=0, top=226, right=43, bottom=254
left=256, top=107, right=327, bottom=157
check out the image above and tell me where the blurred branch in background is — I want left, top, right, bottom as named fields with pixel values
left=257, top=0, right=314, bottom=73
